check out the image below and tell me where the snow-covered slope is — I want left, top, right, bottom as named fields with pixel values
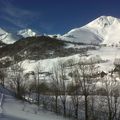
left=60, top=27, right=102, bottom=44
left=0, top=94, right=69, bottom=120
left=60, top=16, right=120, bottom=46
left=17, top=29, right=36, bottom=38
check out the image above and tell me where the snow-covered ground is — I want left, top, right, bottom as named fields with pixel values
left=88, top=46, right=120, bottom=72
left=0, top=94, right=69, bottom=120
left=64, top=43, right=95, bottom=49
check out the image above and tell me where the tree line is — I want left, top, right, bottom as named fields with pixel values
left=0, top=57, right=120, bottom=120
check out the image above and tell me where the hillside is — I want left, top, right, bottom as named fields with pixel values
left=0, top=36, right=94, bottom=67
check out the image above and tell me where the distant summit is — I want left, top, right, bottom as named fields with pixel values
left=17, top=29, right=36, bottom=38
left=0, top=28, right=19, bottom=44
left=0, top=28, right=37, bottom=44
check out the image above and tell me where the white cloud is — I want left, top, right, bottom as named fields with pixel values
left=0, top=0, right=55, bottom=33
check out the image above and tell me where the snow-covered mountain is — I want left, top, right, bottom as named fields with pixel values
left=0, top=28, right=18, bottom=44
left=1, top=16, right=120, bottom=46
left=60, top=16, right=120, bottom=46
left=17, top=29, right=36, bottom=38
left=0, top=28, right=37, bottom=44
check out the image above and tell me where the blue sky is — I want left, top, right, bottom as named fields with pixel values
left=0, top=0, right=120, bottom=34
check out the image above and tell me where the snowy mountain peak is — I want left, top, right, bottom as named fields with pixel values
left=60, top=16, right=120, bottom=46
left=17, top=29, right=36, bottom=38
left=86, top=16, right=120, bottom=28
left=0, top=28, right=37, bottom=44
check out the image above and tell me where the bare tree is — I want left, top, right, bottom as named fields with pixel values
left=69, top=72, right=80, bottom=119
left=58, top=61, right=68, bottom=117
left=67, top=59, right=80, bottom=119
left=9, top=61, right=27, bottom=98
left=50, top=65, right=60, bottom=114
left=34, top=62, right=42, bottom=108
left=51, top=61, right=68, bottom=116
left=33, top=62, right=49, bottom=110
left=100, top=76, right=120, bottom=120
left=76, top=58, right=99, bottom=120
left=0, top=68, right=6, bottom=87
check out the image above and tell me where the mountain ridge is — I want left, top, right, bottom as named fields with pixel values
left=1, top=16, right=120, bottom=46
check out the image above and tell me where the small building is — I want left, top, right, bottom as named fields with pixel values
left=100, top=71, right=107, bottom=78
